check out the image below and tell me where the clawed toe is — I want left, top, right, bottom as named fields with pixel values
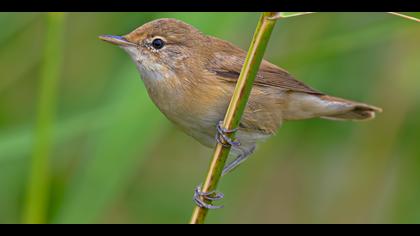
left=193, top=185, right=224, bottom=209
left=215, top=121, right=240, bottom=147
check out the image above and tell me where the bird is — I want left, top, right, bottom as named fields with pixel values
left=99, top=18, right=382, bottom=209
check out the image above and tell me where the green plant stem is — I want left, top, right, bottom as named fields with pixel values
left=23, top=12, right=66, bottom=224
left=189, top=12, right=277, bottom=224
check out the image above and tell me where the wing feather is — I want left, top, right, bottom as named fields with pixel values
left=205, top=37, right=323, bottom=95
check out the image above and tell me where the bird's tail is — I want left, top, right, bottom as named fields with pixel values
left=318, top=95, right=382, bottom=121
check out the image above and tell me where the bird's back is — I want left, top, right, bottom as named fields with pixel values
left=203, top=35, right=382, bottom=135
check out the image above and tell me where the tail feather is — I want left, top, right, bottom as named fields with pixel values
left=319, top=95, right=382, bottom=121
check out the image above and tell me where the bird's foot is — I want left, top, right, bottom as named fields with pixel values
left=193, top=184, right=224, bottom=209
left=215, top=121, right=240, bottom=147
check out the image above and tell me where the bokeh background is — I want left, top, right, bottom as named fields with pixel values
left=0, top=12, right=419, bottom=224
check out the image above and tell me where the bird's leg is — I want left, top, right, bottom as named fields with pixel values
left=193, top=121, right=243, bottom=209
left=215, top=121, right=241, bottom=147
left=222, top=145, right=256, bottom=176
left=193, top=184, right=224, bottom=209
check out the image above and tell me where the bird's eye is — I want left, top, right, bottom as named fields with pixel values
left=151, top=38, right=165, bottom=50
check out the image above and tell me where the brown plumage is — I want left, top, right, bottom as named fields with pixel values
left=100, top=18, right=382, bottom=174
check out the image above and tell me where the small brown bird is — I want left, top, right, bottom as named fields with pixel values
left=100, top=18, right=382, bottom=208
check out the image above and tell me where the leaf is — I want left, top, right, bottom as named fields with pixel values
left=388, top=12, right=420, bottom=23
left=269, top=12, right=315, bottom=20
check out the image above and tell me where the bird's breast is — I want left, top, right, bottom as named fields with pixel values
left=139, top=70, right=228, bottom=147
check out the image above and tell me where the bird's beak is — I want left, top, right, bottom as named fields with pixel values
left=99, top=35, right=136, bottom=47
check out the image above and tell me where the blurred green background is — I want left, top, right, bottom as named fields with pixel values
left=0, top=12, right=419, bottom=224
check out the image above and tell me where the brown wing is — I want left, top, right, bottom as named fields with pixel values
left=206, top=37, right=323, bottom=95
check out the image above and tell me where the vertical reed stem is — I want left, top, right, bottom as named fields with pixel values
left=23, top=12, right=66, bottom=224
left=189, top=12, right=277, bottom=224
